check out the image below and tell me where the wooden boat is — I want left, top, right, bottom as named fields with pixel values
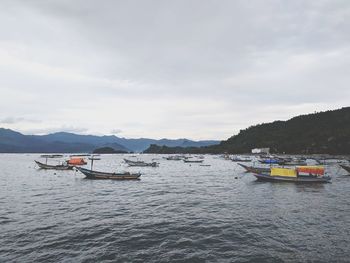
left=35, top=160, right=73, bottom=170
left=128, top=162, right=158, bottom=167
left=253, top=173, right=331, bottom=183
left=124, top=159, right=159, bottom=167
left=76, top=167, right=141, bottom=180
left=165, top=156, right=183, bottom=161
left=231, top=157, right=251, bottom=162
left=340, top=164, right=350, bottom=173
left=237, top=163, right=270, bottom=173
left=254, top=166, right=331, bottom=183
left=183, top=159, right=204, bottom=163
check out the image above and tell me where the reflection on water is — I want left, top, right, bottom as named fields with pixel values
left=0, top=154, right=349, bottom=262
left=294, top=183, right=326, bottom=192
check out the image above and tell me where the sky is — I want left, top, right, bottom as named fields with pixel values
left=0, top=0, right=349, bottom=140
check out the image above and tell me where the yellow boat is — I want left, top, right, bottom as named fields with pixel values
left=253, top=166, right=331, bottom=183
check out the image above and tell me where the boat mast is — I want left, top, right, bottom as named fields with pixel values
left=89, top=155, right=101, bottom=170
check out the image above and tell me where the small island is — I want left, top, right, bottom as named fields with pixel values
left=93, top=147, right=129, bottom=154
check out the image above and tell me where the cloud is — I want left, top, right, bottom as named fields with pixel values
left=0, top=117, right=25, bottom=124
left=0, top=0, right=349, bottom=139
left=0, top=117, right=41, bottom=124
left=111, top=129, right=123, bottom=135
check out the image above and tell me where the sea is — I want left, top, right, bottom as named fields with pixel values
left=1, top=154, right=349, bottom=262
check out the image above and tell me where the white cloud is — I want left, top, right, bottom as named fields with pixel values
left=111, top=129, right=123, bottom=135
left=0, top=0, right=349, bottom=139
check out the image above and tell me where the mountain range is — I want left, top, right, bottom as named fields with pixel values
left=0, top=128, right=219, bottom=153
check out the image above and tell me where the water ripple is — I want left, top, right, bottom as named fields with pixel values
left=0, top=154, right=349, bottom=262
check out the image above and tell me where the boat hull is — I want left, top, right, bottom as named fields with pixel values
left=253, top=173, right=331, bottom=183
left=340, top=165, right=350, bottom=174
left=183, top=160, right=204, bottom=163
left=76, top=167, right=141, bottom=180
left=124, top=159, right=158, bottom=167
left=232, top=159, right=251, bottom=162
left=35, top=160, right=73, bottom=170
left=259, top=160, right=285, bottom=165
left=128, top=164, right=158, bottom=167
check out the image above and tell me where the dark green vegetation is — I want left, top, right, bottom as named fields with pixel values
left=145, top=107, right=350, bottom=154
left=93, top=147, right=128, bottom=154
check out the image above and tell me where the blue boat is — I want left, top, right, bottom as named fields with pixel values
left=259, top=159, right=285, bottom=165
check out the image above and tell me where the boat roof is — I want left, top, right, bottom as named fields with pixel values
left=297, top=166, right=325, bottom=175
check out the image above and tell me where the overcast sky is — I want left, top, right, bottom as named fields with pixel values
left=0, top=0, right=349, bottom=140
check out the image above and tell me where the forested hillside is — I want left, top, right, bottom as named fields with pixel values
left=145, top=107, right=350, bottom=154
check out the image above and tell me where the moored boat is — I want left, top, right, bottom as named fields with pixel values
left=35, top=160, right=73, bottom=170
left=76, top=167, right=141, bottom=180
left=183, top=159, right=204, bottom=163
left=253, top=166, right=331, bottom=183
left=164, top=156, right=183, bottom=161
left=237, top=163, right=270, bottom=174
left=124, top=159, right=159, bottom=167
left=231, top=157, right=251, bottom=162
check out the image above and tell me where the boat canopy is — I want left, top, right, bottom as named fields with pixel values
left=271, top=167, right=297, bottom=177
left=297, top=166, right=324, bottom=175
left=68, top=157, right=86, bottom=165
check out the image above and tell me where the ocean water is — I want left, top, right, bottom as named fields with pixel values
left=1, top=154, right=349, bottom=262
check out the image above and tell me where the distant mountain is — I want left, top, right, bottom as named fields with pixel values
left=38, top=132, right=129, bottom=152
left=0, top=129, right=219, bottom=153
left=38, top=132, right=218, bottom=152
left=0, top=128, right=97, bottom=153
left=144, top=107, right=350, bottom=155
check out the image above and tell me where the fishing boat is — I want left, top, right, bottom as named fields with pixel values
left=259, top=159, right=285, bottom=165
left=124, top=159, right=159, bottom=167
left=164, top=156, right=183, bottom=161
left=76, top=167, right=141, bottom=180
left=237, top=163, right=270, bottom=174
left=340, top=164, right=350, bottom=174
left=67, top=157, right=87, bottom=166
left=128, top=162, right=158, bottom=167
left=231, top=158, right=251, bottom=162
left=253, top=166, right=331, bottom=183
left=35, top=160, right=73, bottom=170
left=183, top=159, right=204, bottom=163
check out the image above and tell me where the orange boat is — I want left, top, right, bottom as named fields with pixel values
left=67, top=157, right=87, bottom=166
